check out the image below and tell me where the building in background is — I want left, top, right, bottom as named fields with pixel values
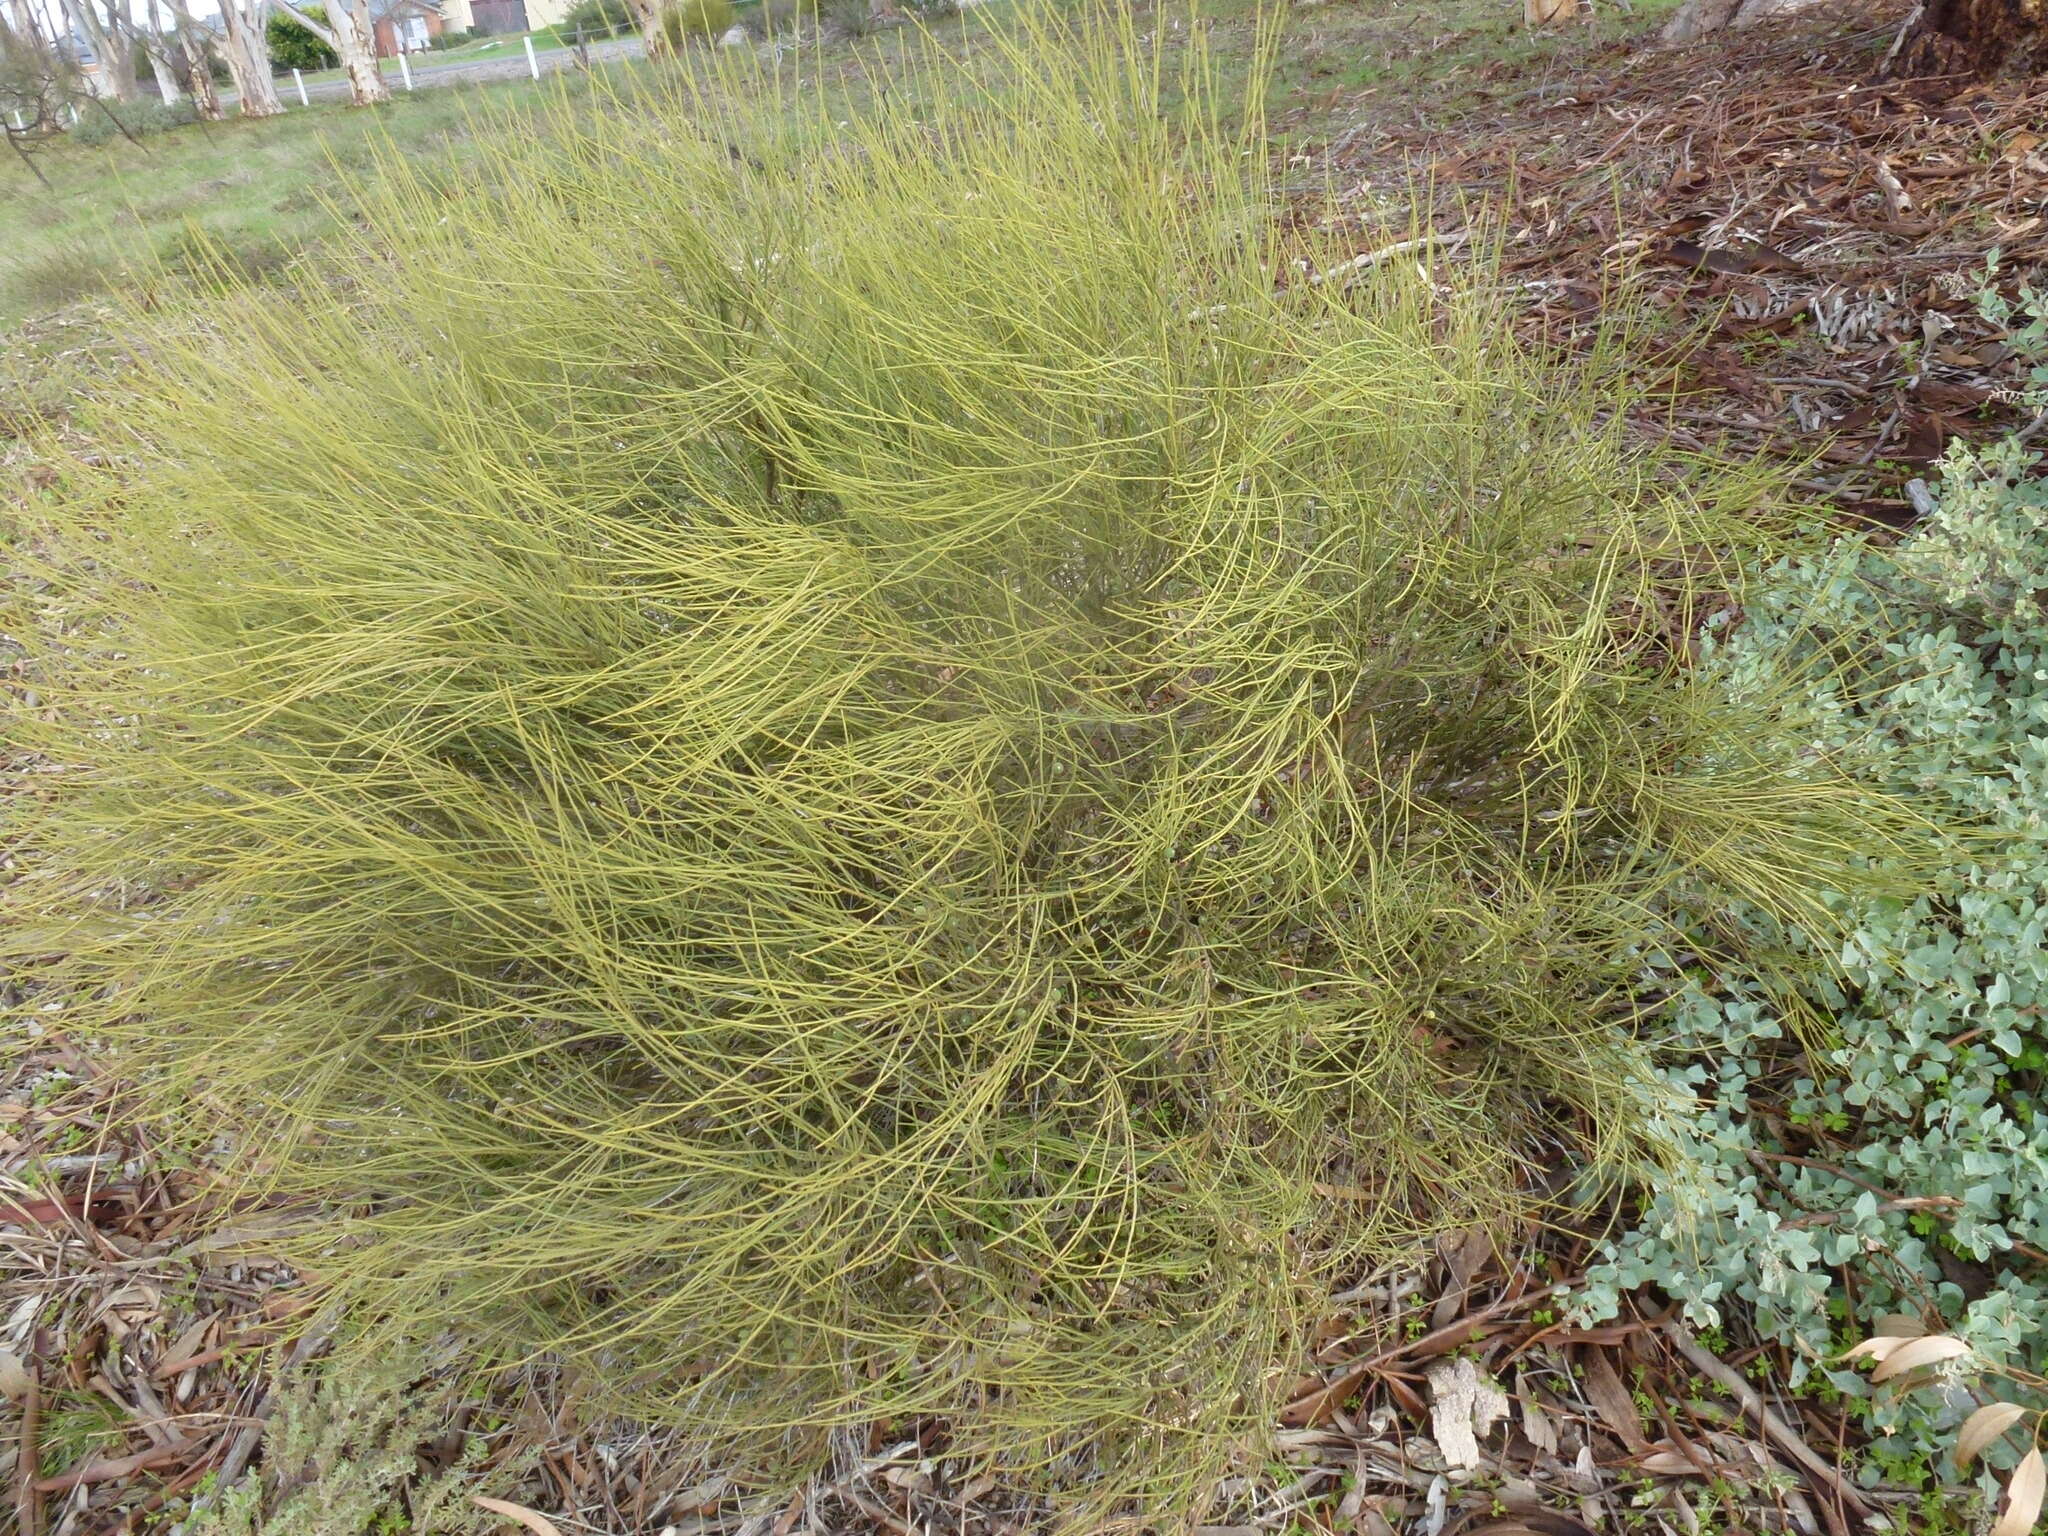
left=370, top=0, right=444, bottom=53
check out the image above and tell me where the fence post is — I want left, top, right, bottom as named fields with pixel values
left=398, top=50, right=413, bottom=89
left=523, top=32, right=539, bottom=78
left=293, top=67, right=309, bottom=106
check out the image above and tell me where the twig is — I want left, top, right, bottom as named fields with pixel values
left=14, top=1370, right=42, bottom=1536
left=1309, top=230, right=1470, bottom=285
left=1782, top=1194, right=1959, bottom=1230
left=1663, top=1321, right=1871, bottom=1527
left=839, top=1483, right=919, bottom=1536
left=1878, top=2, right=1923, bottom=77
left=32, top=1434, right=206, bottom=1494
left=175, top=1305, right=341, bottom=1524
left=4, top=124, right=51, bottom=190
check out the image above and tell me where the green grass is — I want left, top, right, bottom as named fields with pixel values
left=0, top=51, right=729, bottom=334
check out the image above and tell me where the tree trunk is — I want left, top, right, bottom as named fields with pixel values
left=274, top=0, right=390, bottom=106
left=1525, top=0, right=1581, bottom=23
left=220, top=0, right=283, bottom=117
left=627, top=0, right=672, bottom=58
left=334, top=0, right=389, bottom=104
left=1902, top=0, right=2048, bottom=74
left=163, top=0, right=224, bottom=119
left=1659, top=0, right=1820, bottom=42
left=7, top=0, right=42, bottom=45
left=63, top=0, right=139, bottom=100
left=183, top=45, right=222, bottom=116
left=139, top=0, right=184, bottom=102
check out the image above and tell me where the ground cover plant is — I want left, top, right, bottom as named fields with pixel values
left=4, top=5, right=1947, bottom=1525
left=1583, top=302, right=2048, bottom=1520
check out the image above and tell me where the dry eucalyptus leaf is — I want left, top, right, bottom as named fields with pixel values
left=0, top=1348, right=31, bottom=1402
left=472, top=1495, right=564, bottom=1536
left=1957, top=1402, right=2029, bottom=1470
left=1519, top=1394, right=1559, bottom=1457
left=1869, top=1334, right=1970, bottom=1383
left=1991, top=1447, right=2045, bottom=1536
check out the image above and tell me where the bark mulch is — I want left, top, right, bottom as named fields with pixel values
left=1301, top=0, right=2048, bottom=530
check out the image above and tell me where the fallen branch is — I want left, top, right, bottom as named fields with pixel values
left=1309, top=230, right=1470, bottom=286
left=13, top=1370, right=41, bottom=1536
left=1662, top=1320, right=1871, bottom=1527
left=33, top=1433, right=207, bottom=1494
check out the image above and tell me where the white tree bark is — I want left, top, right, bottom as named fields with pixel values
left=625, top=0, right=671, bottom=58
left=63, top=0, right=139, bottom=100
left=1660, top=0, right=1822, bottom=42
left=138, top=0, right=184, bottom=102
left=219, top=0, right=283, bottom=117
left=273, top=0, right=390, bottom=105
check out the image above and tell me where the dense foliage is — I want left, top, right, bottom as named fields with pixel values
left=9, top=17, right=1924, bottom=1519
left=70, top=94, right=199, bottom=146
left=266, top=6, right=338, bottom=71
left=661, top=0, right=736, bottom=44
left=1586, top=426, right=2048, bottom=1495
left=555, top=0, right=634, bottom=37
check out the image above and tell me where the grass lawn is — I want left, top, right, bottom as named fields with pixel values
left=0, top=65, right=630, bottom=335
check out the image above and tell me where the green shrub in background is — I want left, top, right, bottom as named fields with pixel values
left=266, top=5, right=339, bottom=71
left=68, top=94, right=199, bottom=146
left=557, top=0, right=635, bottom=36
left=10, top=14, right=1927, bottom=1521
left=660, top=0, right=736, bottom=44
left=1582, top=430, right=2048, bottom=1498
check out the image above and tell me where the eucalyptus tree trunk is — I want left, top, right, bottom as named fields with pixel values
left=219, top=0, right=283, bottom=117
left=162, top=0, right=224, bottom=118
left=139, top=0, right=184, bottom=102
left=1901, top=0, right=2047, bottom=73
left=63, top=0, right=139, bottom=100
left=626, top=0, right=672, bottom=58
left=273, top=0, right=390, bottom=105
left=1659, top=0, right=1816, bottom=41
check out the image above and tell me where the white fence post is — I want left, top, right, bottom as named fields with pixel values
left=293, top=67, right=309, bottom=106
left=398, top=51, right=413, bottom=89
left=523, top=33, right=539, bottom=78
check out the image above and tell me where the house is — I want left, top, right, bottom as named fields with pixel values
left=436, top=0, right=581, bottom=36
left=371, top=0, right=445, bottom=55
left=437, top=0, right=578, bottom=36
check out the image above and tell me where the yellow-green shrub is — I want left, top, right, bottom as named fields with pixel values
left=7, top=13, right=1924, bottom=1524
left=661, top=0, right=735, bottom=44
